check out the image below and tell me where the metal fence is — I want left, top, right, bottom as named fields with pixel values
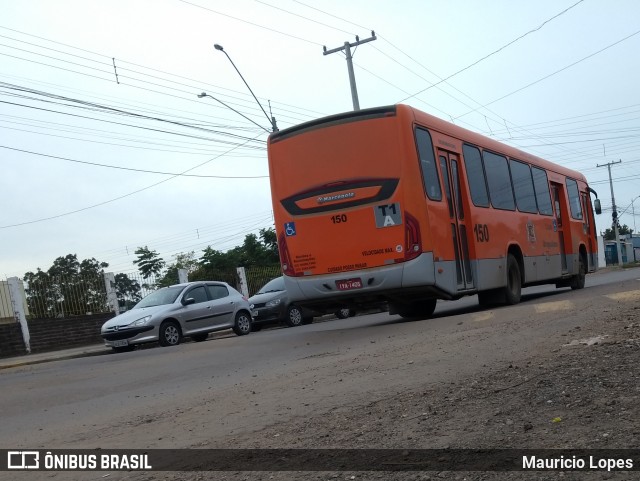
left=2, top=265, right=283, bottom=321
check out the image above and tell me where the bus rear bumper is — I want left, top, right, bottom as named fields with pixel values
left=283, top=253, right=441, bottom=312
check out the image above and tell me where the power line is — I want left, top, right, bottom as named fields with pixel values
left=0, top=134, right=263, bottom=229
left=1, top=145, right=269, bottom=178
left=398, top=0, right=585, bottom=103
left=177, top=0, right=323, bottom=46
left=454, top=28, right=640, bottom=119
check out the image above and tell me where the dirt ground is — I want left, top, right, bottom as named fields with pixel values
left=125, top=270, right=640, bottom=481
left=11, top=269, right=636, bottom=481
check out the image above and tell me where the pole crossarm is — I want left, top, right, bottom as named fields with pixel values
left=323, top=32, right=377, bottom=56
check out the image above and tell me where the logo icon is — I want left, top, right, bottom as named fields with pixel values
left=284, top=222, right=296, bottom=237
left=8, top=451, right=40, bottom=469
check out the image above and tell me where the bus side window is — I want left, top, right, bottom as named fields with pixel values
left=566, top=178, right=583, bottom=220
left=531, top=167, right=553, bottom=215
left=510, top=159, right=538, bottom=213
left=483, top=151, right=515, bottom=211
left=462, top=144, right=489, bottom=207
left=415, top=128, right=442, bottom=201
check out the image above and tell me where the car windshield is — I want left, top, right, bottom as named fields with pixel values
left=135, top=285, right=185, bottom=308
left=256, top=277, right=285, bottom=294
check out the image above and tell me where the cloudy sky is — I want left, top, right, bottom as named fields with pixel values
left=2, top=0, right=639, bottom=278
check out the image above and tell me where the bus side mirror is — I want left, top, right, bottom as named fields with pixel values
left=594, top=199, right=601, bottom=215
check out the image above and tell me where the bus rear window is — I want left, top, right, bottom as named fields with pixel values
left=415, top=128, right=442, bottom=201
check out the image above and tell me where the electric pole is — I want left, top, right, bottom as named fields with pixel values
left=597, top=160, right=622, bottom=266
left=323, top=31, right=377, bottom=111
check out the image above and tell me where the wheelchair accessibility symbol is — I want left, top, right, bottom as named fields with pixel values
left=285, top=222, right=296, bottom=237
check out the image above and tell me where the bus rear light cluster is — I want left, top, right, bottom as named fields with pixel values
left=278, top=233, right=297, bottom=277
left=404, top=212, right=422, bottom=261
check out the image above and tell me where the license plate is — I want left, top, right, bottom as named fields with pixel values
left=336, top=278, right=363, bottom=291
left=110, top=339, right=129, bottom=347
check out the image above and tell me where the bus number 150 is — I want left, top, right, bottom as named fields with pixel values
left=331, top=214, right=348, bottom=224
left=473, top=224, right=490, bottom=242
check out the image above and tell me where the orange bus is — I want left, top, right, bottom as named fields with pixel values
left=267, top=104, right=600, bottom=318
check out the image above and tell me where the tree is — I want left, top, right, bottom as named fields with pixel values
left=157, top=251, right=198, bottom=287
left=196, top=228, right=279, bottom=275
left=259, top=227, right=279, bottom=261
left=603, top=224, right=633, bottom=240
left=133, top=246, right=166, bottom=279
left=114, top=273, right=142, bottom=310
left=23, top=254, right=109, bottom=318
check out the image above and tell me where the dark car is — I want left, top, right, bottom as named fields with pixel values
left=249, top=277, right=356, bottom=330
left=248, top=276, right=315, bottom=329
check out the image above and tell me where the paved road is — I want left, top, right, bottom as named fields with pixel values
left=0, top=267, right=638, bottom=454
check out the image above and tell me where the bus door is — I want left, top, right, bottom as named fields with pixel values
left=581, top=192, right=595, bottom=269
left=438, top=149, right=474, bottom=290
left=551, top=182, right=568, bottom=273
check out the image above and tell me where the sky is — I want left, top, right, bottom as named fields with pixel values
left=1, top=0, right=639, bottom=278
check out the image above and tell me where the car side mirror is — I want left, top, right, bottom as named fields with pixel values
left=594, top=199, right=601, bottom=215
left=182, top=297, right=196, bottom=306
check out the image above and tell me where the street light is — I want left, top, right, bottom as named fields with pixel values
left=213, top=43, right=278, bottom=132
left=197, top=91, right=270, bottom=134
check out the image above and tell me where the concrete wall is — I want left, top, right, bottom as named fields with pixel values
left=0, top=313, right=114, bottom=358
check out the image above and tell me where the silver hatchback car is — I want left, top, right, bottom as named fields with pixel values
left=101, top=281, right=253, bottom=352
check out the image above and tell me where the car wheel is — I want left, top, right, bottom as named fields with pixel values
left=286, top=305, right=304, bottom=327
left=159, top=321, right=182, bottom=347
left=335, top=308, right=354, bottom=319
left=232, top=311, right=252, bottom=336
left=504, top=254, right=522, bottom=305
left=191, top=333, right=209, bottom=342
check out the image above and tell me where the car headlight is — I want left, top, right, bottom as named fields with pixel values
left=266, top=298, right=282, bottom=307
left=129, top=315, right=152, bottom=327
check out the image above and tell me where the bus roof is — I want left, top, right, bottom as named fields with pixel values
left=269, top=104, right=589, bottom=186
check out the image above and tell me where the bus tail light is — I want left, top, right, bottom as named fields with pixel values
left=404, top=212, right=422, bottom=261
left=278, top=233, right=298, bottom=276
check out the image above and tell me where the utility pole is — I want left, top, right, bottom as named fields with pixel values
left=597, top=160, right=623, bottom=266
left=323, top=31, right=377, bottom=111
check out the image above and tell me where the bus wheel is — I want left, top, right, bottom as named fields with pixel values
left=504, top=254, right=522, bottom=305
left=571, top=256, right=586, bottom=290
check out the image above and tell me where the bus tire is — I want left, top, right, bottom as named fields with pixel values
left=504, top=254, right=522, bottom=305
left=571, top=255, right=586, bottom=290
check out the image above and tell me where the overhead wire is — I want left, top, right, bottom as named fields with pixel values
left=0, top=133, right=264, bottom=229
left=1, top=145, right=269, bottom=178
